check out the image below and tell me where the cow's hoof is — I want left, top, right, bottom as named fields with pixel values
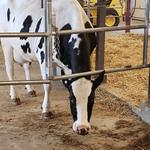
left=41, top=112, right=54, bottom=120
left=76, top=126, right=89, bottom=136
left=11, top=98, right=21, bottom=106
left=28, top=90, right=37, bottom=97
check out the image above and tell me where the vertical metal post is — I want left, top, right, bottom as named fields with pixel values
left=125, top=0, right=131, bottom=32
left=96, top=0, right=106, bottom=70
left=148, top=69, right=150, bottom=104
left=145, top=0, right=150, bottom=104
left=48, top=0, right=54, bottom=77
left=44, top=0, right=53, bottom=79
left=143, top=0, right=150, bottom=65
left=87, top=0, right=91, bottom=19
left=44, top=0, right=53, bottom=110
left=44, top=0, right=49, bottom=79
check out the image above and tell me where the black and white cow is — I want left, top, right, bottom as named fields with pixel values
left=0, top=0, right=104, bottom=135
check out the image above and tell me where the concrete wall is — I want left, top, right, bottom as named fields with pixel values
left=133, top=0, right=150, bottom=21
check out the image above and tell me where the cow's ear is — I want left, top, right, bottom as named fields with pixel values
left=92, top=70, right=105, bottom=90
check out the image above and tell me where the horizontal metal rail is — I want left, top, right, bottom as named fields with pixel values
left=54, top=64, right=150, bottom=80
left=85, top=6, right=146, bottom=10
left=0, top=64, right=149, bottom=86
left=56, top=25, right=146, bottom=35
left=0, top=32, right=49, bottom=38
left=84, top=6, right=125, bottom=9
left=0, top=25, right=146, bottom=38
left=135, top=7, right=145, bottom=10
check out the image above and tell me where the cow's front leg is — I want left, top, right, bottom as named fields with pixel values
left=39, top=62, right=52, bottom=120
left=2, top=45, right=21, bottom=105
left=23, top=63, right=36, bottom=97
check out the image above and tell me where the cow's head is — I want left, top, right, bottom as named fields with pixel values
left=63, top=71, right=105, bottom=135
left=58, top=20, right=102, bottom=135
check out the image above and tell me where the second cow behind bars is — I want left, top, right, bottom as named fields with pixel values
left=0, top=0, right=104, bottom=135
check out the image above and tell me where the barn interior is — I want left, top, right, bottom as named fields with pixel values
left=0, top=0, right=150, bottom=149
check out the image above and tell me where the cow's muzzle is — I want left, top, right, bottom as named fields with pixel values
left=76, top=125, right=90, bottom=135
left=73, top=122, right=91, bottom=136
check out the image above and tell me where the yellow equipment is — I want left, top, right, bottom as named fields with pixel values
left=89, top=0, right=124, bottom=27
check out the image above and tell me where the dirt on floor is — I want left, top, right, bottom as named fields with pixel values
left=1, top=34, right=150, bottom=150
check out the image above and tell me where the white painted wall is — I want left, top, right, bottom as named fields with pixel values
left=132, top=0, right=150, bottom=20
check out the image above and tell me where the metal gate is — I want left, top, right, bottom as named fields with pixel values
left=0, top=0, right=149, bottom=103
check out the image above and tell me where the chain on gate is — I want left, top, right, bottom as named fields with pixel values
left=52, top=26, right=72, bottom=75
left=53, top=31, right=61, bottom=60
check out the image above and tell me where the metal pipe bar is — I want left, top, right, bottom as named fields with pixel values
left=105, top=64, right=150, bottom=74
left=0, top=32, right=49, bottom=37
left=125, top=0, right=131, bottom=32
left=44, top=0, right=52, bottom=110
left=0, top=80, right=51, bottom=86
left=0, top=25, right=146, bottom=38
left=148, top=68, right=150, bottom=104
left=96, top=0, right=106, bottom=70
left=143, top=0, right=150, bottom=65
left=86, top=0, right=91, bottom=18
left=54, top=64, right=150, bottom=80
left=144, top=0, right=150, bottom=104
left=92, top=16, right=123, bottom=19
left=134, top=8, right=146, bottom=10
left=55, top=25, right=146, bottom=35
left=48, top=0, right=54, bottom=78
left=84, top=6, right=125, bottom=9
left=44, top=0, right=50, bottom=79
left=0, top=64, right=150, bottom=86
left=133, top=18, right=150, bottom=21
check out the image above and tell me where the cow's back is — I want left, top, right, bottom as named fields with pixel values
left=53, top=0, right=92, bottom=30
left=0, top=0, right=45, bottom=64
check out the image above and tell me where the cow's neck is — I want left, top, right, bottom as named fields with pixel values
left=70, top=34, right=91, bottom=74
left=59, top=33, right=91, bottom=74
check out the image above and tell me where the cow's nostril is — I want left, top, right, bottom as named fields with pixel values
left=77, top=127, right=89, bottom=136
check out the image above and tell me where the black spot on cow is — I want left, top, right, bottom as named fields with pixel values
left=41, top=0, right=44, bottom=8
left=59, top=24, right=72, bottom=68
left=84, top=22, right=97, bottom=53
left=40, top=51, right=45, bottom=64
left=7, top=8, right=10, bottom=22
left=38, top=37, right=44, bottom=49
left=13, top=17, right=15, bottom=22
left=20, top=15, right=33, bottom=40
left=35, top=18, right=42, bottom=32
left=62, top=80, right=77, bottom=122
left=21, top=42, right=31, bottom=54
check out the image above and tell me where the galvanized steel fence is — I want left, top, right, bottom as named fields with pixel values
left=0, top=0, right=150, bottom=102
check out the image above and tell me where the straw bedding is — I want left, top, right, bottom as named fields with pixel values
left=91, top=33, right=150, bottom=106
